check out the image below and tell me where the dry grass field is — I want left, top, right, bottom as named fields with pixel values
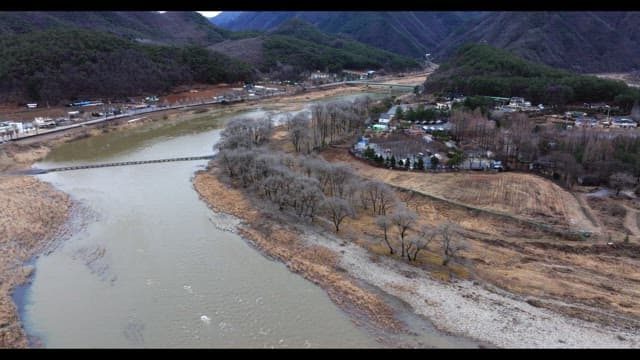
left=315, top=145, right=640, bottom=329
left=0, top=176, right=72, bottom=347
left=321, top=147, right=599, bottom=233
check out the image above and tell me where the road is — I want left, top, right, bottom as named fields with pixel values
left=2, top=71, right=431, bottom=145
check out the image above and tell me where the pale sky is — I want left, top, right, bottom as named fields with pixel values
left=197, top=11, right=222, bottom=18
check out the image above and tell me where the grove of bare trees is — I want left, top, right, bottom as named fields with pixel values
left=216, top=109, right=471, bottom=271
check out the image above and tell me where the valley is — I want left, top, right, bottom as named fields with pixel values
left=2, top=10, right=640, bottom=349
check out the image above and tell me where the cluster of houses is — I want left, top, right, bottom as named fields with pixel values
left=306, top=69, right=376, bottom=84
left=493, top=96, right=544, bottom=113
left=435, top=95, right=467, bottom=111
left=354, top=135, right=504, bottom=172
left=372, top=103, right=451, bottom=135
left=0, top=121, right=34, bottom=140
left=571, top=115, right=637, bottom=129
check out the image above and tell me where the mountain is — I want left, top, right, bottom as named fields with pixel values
left=214, top=11, right=484, bottom=59
left=436, top=11, right=640, bottom=73
left=219, top=11, right=640, bottom=73
left=0, top=28, right=255, bottom=104
left=425, top=44, right=636, bottom=107
left=0, top=11, right=229, bottom=46
left=209, top=11, right=244, bottom=28
left=209, top=18, right=421, bottom=79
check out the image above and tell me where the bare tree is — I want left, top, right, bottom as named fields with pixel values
left=609, top=172, right=637, bottom=196
left=537, top=151, right=583, bottom=188
left=324, top=197, right=355, bottom=232
left=326, top=162, right=355, bottom=198
left=287, top=113, right=311, bottom=153
left=218, top=120, right=255, bottom=150
left=218, top=117, right=273, bottom=151
left=375, top=215, right=394, bottom=254
left=343, top=179, right=361, bottom=210
left=362, top=180, right=396, bottom=215
left=311, top=103, right=329, bottom=147
left=391, top=204, right=417, bottom=258
left=292, top=176, right=324, bottom=221
left=308, top=99, right=368, bottom=148
left=406, top=225, right=436, bottom=261
left=439, top=222, right=467, bottom=267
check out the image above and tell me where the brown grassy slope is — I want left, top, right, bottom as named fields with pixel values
left=321, top=147, right=598, bottom=233
left=586, top=196, right=631, bottom=236
left=317, top=145, right=640, bottom=329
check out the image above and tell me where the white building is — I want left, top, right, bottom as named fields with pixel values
left=611, top=117, right=638, bottom=129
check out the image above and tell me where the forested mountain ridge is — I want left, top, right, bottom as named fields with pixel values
left=0, top=28, right=255, bottom=103
left=215, top=11, right=640, bottom=73
left=425, top=44, right=639, bottom=109
left=209, top=18, right=422, bottom=79
left=0, top=11, right=230, bottom=46
left=211, top=11, right=483, bottom=59
left=436, top=11, right=640, bottom=73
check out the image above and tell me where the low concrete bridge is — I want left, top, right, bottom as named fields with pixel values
left=14, top=155, right=216, bottom=175
left=345, top=81, right=418, bottom=89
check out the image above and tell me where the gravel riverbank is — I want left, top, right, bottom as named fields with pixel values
left=195, top=168, right=640, bottom=348
left=304, top=230, right=640, bottom=348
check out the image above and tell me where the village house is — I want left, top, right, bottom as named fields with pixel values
left=404, top=124, right=425, bottom=136
left=574, top=117, right=599, bottom=127
left=309, top=71, right=331, bottom=80
left=611, top=117, right=638, bottom=129
left=378, top=113, right=393, bottom=124
left=436, top=102, right=451, bottom=110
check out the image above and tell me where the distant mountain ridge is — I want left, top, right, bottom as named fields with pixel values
left=0, top=11, right=230, bottom=46
left=209, top=18, right=421, bottom=78
left=0, top=12, right=420, bottom=103
left=210, top=11, right=483, bottom=59
left=209, top=11, right=245, bottom=28
left=214, top=11, right=640, bottom=73
left=436, top=11, right=640, bottom=73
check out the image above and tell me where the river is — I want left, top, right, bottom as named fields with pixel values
left=15, top=97, right=478, bottom=348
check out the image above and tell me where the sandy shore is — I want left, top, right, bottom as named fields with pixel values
left=194, top=166, right=640, bottom=348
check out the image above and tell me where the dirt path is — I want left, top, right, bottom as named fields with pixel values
left=574, top=194, right=604, bottom=235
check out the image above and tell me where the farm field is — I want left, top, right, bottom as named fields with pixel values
left=321, top=147, right=599, bottom=234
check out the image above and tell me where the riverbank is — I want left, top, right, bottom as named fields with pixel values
left=0, top=82, right=393, bottom=348
left=0, top=176, right=72, bottom=347
left=192, top=171, right=405, bottom=340
left=194, top=164, right=640, bottom=348
left=0, top=106, right=223, bottom=348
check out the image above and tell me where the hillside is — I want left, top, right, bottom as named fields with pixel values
left=0, top=28, right=255, bottom=104
left=210, top=18, right=421, bottom=78
left=209, top=11, right=245, bottom=28
left=0, top=11, right=229, bottom=46
left=424, top=44, right=639, bottom=106
left=219, top=11, right=640, bottom=73
left=213, top=11, right=483, bottom=59
left=436, top=11, right=640, bottom=73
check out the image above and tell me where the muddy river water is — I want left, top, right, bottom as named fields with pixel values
left=15, top=100, right=478, bottom=348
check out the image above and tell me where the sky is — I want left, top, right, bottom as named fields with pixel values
left=197, top=11, right=222, bottom=18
